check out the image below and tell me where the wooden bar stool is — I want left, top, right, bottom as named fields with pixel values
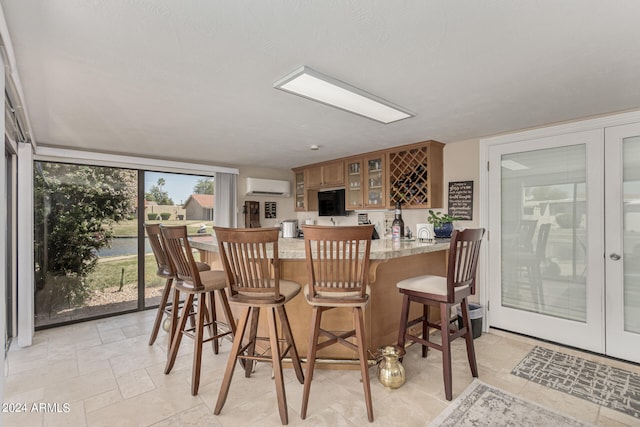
left=160, top=225, right=236, bottom=396
left=144, top=223, right=210, bottom=347
left=213, top=226, right=304, bottom=426
left=300, top=224, right=375, bottom=422
left=396, top=228, right=485, bottom=401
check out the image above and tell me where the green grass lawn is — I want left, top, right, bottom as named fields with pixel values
left=86, top=251, right=207, bottom=292
left=83, top=219, right=212, bottom=295
left=86, top=254, right=164, bottom=291
left=112, top=219, right=214, bottom=237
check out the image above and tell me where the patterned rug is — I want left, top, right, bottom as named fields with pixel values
left=429, top=380, right=591, bottom=426
left=512, top=346, right=640, bottom=419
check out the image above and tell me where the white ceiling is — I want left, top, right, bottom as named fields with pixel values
left=2, top=1, right=640, bottom=169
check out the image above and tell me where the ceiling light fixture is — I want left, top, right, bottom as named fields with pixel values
left=274, top=66, right=414, bottom=124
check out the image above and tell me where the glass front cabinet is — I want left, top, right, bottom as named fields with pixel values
left=293, top=169, right=306, bottom=211
left=345, top=157, right=364, bottom=209
left=363, top=154, right=386, bottom=209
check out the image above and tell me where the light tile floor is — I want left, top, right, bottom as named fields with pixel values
left=3, top=310, right=640, bottom=426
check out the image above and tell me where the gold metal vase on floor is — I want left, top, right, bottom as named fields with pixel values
left=377, top=346, right=406, bottom=389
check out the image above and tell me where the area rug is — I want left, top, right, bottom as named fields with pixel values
left=512, top=346, right=640, bottom=419
left=429, top=380, right=592, bottom=426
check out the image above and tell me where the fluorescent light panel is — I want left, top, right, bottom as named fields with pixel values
left=274, top=66, right=414, bottom=124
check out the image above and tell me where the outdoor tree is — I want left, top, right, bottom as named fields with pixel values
left=34, top=163, right=137, bottom=307
left=145, top=177, right=174, bottom=205
left=193, top=177, right=214, bottom=195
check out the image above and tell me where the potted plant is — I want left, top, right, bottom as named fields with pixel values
left=428, top=210, right=461, bottom=238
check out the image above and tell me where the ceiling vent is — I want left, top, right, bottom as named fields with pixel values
left=246, top=178, right=290, bottom=197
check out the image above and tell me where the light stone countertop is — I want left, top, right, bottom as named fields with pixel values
left=189, top=235, right=450, bottom=260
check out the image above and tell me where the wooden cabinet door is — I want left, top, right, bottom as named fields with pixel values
left=322, top=161, right=345, bottom=187
left=306, top=165, right=323, bottom=189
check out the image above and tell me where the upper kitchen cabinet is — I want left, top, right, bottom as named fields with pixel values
left=293, top=140, right=444, bottom=210
left=306, top=160, right=345, bottom=189
left=388, top=141, right=444, bottom=209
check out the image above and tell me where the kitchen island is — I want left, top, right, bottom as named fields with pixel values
left=190, top=235, right=450, bottom=365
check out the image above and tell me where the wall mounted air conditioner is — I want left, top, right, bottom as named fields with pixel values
left=245, top=178, right=291, bottom=197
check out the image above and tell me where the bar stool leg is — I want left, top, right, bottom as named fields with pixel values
left=354, top=307, right=373, bottom=422
left=277, top=306, right=304, bottom=384
left=267, top=307, right=288, bottom=425
left=440, top=302, right=453, bottom=401
left=461, top=300, right=478, bottom=377
left=397, top=295, right=410, bottom=361
left=301, top=306, right=323, bottom=420
left=244, top=308, right=260, bottom=377
left=215, top=307, right=250, bottom=416
left=207, top=291, right=219, bottom=354
left=191, top=293, right=206, bottom=396
left=149, top=277, right=173, bottom=346
left=168, top=286, right=180, bottom=357
left=165, top=293, right=194, bottom=374
left=422, top=304, right=429, bottom=357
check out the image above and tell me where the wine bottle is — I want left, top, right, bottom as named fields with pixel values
left=391, top=202, right=404, bottom=240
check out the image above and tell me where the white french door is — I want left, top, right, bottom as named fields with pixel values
left=488, top=129, right=605, bottom=353
left=604, top=122, right=640, bottom=362
left=487, top=123, right=640, bottom=362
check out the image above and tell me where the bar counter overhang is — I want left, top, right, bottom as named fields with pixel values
left=189, top=235, right=450, bottom=365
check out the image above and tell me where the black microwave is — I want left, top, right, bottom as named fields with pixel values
left=318, top=189, right=347, bottom=216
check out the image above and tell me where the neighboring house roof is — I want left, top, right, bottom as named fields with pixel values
left=183, top=194, right=214, bottom=209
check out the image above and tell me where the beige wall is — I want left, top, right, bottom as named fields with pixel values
left=442, top=138, right=481, bottom=228
left=236, top=166, right=296, bottom=228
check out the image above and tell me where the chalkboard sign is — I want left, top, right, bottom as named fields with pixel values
left=448, top=181, right=473, bottom=220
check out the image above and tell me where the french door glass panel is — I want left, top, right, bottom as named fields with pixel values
left=604, top=123, right=640, bottom=362
left=501, top=146, right=588, bottom=321
left=489, top=129, right=604, bottom=352
left=623, top=136, right=640, bottom=334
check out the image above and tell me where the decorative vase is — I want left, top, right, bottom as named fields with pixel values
left=377, top=346, right=406, bottom=389
left=434, top=222, right=454, bottom=238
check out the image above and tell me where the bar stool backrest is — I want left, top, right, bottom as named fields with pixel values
left=302, top=225, right=374, bottom=304
left=214, top=227, right=283, bottom=304
left=447, top=228, right=485, bottom=301
left=160, top=225, right=204, bottom=291
left=144, top=223, right=174, bottom=278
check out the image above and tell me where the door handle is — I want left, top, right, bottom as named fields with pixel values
left=609, top=253, right=621, bottom=261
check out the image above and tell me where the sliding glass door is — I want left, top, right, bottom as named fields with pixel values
left=142, top=172, right=214, bottom=309
left=33, top=162, right=139, bottom=327
left=33, top=162, right=216, bottom=328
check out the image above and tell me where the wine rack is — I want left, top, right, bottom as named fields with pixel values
left=388, top=141, right=443, bottom=209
